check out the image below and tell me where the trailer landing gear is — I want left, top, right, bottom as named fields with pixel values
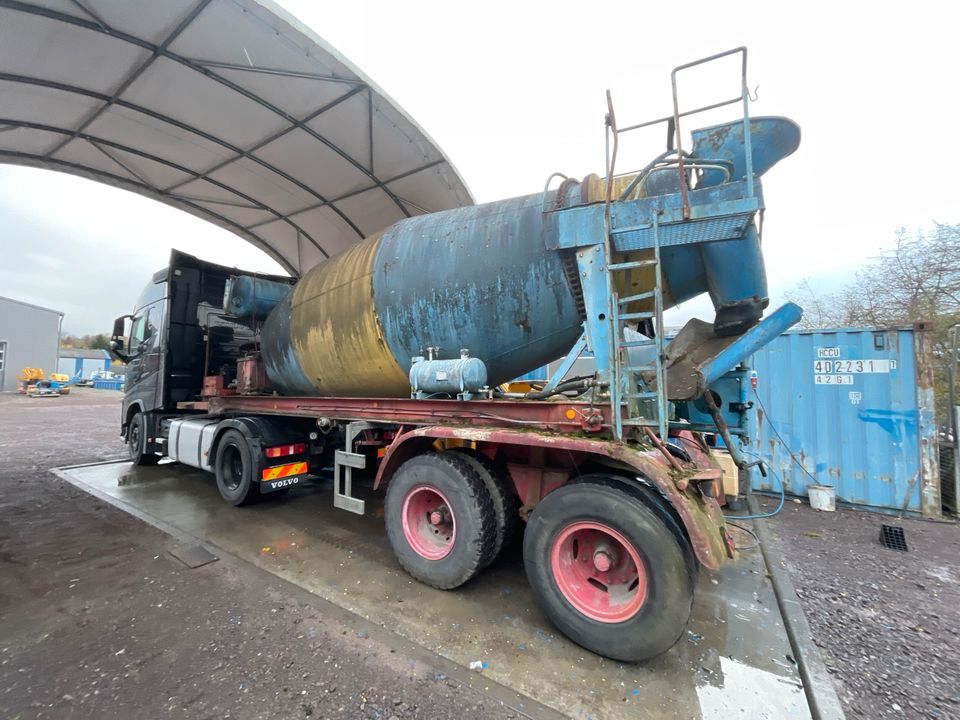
left=523, top=477, right=695, bottom=662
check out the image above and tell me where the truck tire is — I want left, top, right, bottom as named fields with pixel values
left=523, top=477, right=694, bottom=662
left=128, top=412, right=160, bottom=466
left=214, top=429, right=260, bottom=506
left=384, top=452, right=496, bottom=589
left=447, top=448, right=520, bottom=567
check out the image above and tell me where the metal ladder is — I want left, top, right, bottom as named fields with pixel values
left=607, top=216, right=668, bottom=442
left=600, top=47, right=755, bottom=442
left=546, top=47, right=760, bottom=442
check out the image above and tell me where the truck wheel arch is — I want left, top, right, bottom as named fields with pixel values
left=572, top=457, right=690, bottom=543
left=206, top=415, right=311, bottom=470
left=207, top=417, right=271, bottom=468
left=374, top=434, right=436, bottom=489
left=123, top=401, right=145, bottom=438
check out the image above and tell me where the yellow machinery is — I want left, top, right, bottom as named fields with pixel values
left=18, top=368, right=71, bottom=396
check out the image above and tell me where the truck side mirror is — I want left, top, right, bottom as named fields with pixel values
left=110, top=315, right=133, bottom=363
left=112, top=315, right=129, bottom=339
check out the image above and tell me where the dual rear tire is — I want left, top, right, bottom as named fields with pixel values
left=384, top=452, right=498, bottom=589
left=445, top=448, right=520, bottom=567
left=384, top=454, right=694, bottom=662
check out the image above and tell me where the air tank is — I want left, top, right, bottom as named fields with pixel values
left=409, top=350, right=488, bottom=399
left=260, top=117, right=800, bottom=398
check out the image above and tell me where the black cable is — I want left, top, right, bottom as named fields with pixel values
left=524, top=376, right=595, bottom=400
left=724, top=520, right=760, bottom=550
left=752, top=388, right=820, bottom=486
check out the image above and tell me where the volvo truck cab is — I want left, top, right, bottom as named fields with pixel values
left=110, top=251, right=305, bottom=474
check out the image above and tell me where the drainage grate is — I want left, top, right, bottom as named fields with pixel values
left=168, top=543, right=219, bottom=568
left=879, top=524, right=908, bottom=552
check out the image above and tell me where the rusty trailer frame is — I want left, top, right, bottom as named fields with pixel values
left=207, top=393, right=732, bottom=570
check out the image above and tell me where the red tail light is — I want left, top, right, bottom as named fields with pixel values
left=264, top=443, right=307, bottom=458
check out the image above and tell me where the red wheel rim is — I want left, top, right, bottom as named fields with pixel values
left=550, top=521, right=647, bottom=623
left=401, top=484, right=456, bottom=560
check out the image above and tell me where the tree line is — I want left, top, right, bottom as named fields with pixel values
left=788, top=222, right=960, bottom=420
left=60, top=333, right=111, bottom=350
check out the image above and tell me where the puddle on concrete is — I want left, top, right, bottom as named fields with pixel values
left=57, top=461, right=811, bottom=720
left=697, top=656, right=807, bottom=718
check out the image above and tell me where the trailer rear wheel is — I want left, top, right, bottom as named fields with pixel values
left=214, top=430, right=260, bottom=506
left=385, top=453, right=496, bottom=589
left=446, top=448, right=520, bottom=567
left=128, top=412, right=160, bottom=466
left=523, top=478, right=694, bottom=662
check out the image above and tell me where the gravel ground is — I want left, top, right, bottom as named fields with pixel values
left=757, top=495, right=960, bottom=719
left=0, top=390, right=519, bottom=720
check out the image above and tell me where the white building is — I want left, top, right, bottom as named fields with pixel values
left=0, top=296, right=63, bottom=392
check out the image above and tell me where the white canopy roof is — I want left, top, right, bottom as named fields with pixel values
left=0, top=0, right=474, bottom=275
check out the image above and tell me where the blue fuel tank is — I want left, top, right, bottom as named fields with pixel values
left=260, top=116, right=800, bottom=397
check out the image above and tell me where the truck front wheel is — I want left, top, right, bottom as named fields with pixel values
left=523, top=477, right=694, bottom=662
left=214, top=429, right=260, bottom=506
left=128, top=412, right=160, bottom=466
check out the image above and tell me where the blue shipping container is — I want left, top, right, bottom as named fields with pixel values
left=748, top=325, right=940, bottom=517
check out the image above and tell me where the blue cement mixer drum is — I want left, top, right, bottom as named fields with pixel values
left=260, top=193, right=583, bottom=397
left=260, top=117, right=800, bottom=398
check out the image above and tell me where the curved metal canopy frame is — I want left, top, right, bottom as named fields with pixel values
left=0, top=0, right=474, bottom=275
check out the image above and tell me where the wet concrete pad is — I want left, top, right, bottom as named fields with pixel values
left=56, top=461, right=812, bottom=719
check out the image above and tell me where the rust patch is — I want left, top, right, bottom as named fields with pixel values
left=701, top=123, right=733, bottom=153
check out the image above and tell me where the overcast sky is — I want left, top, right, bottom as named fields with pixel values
left=0, top=0, right=957, bottom=335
